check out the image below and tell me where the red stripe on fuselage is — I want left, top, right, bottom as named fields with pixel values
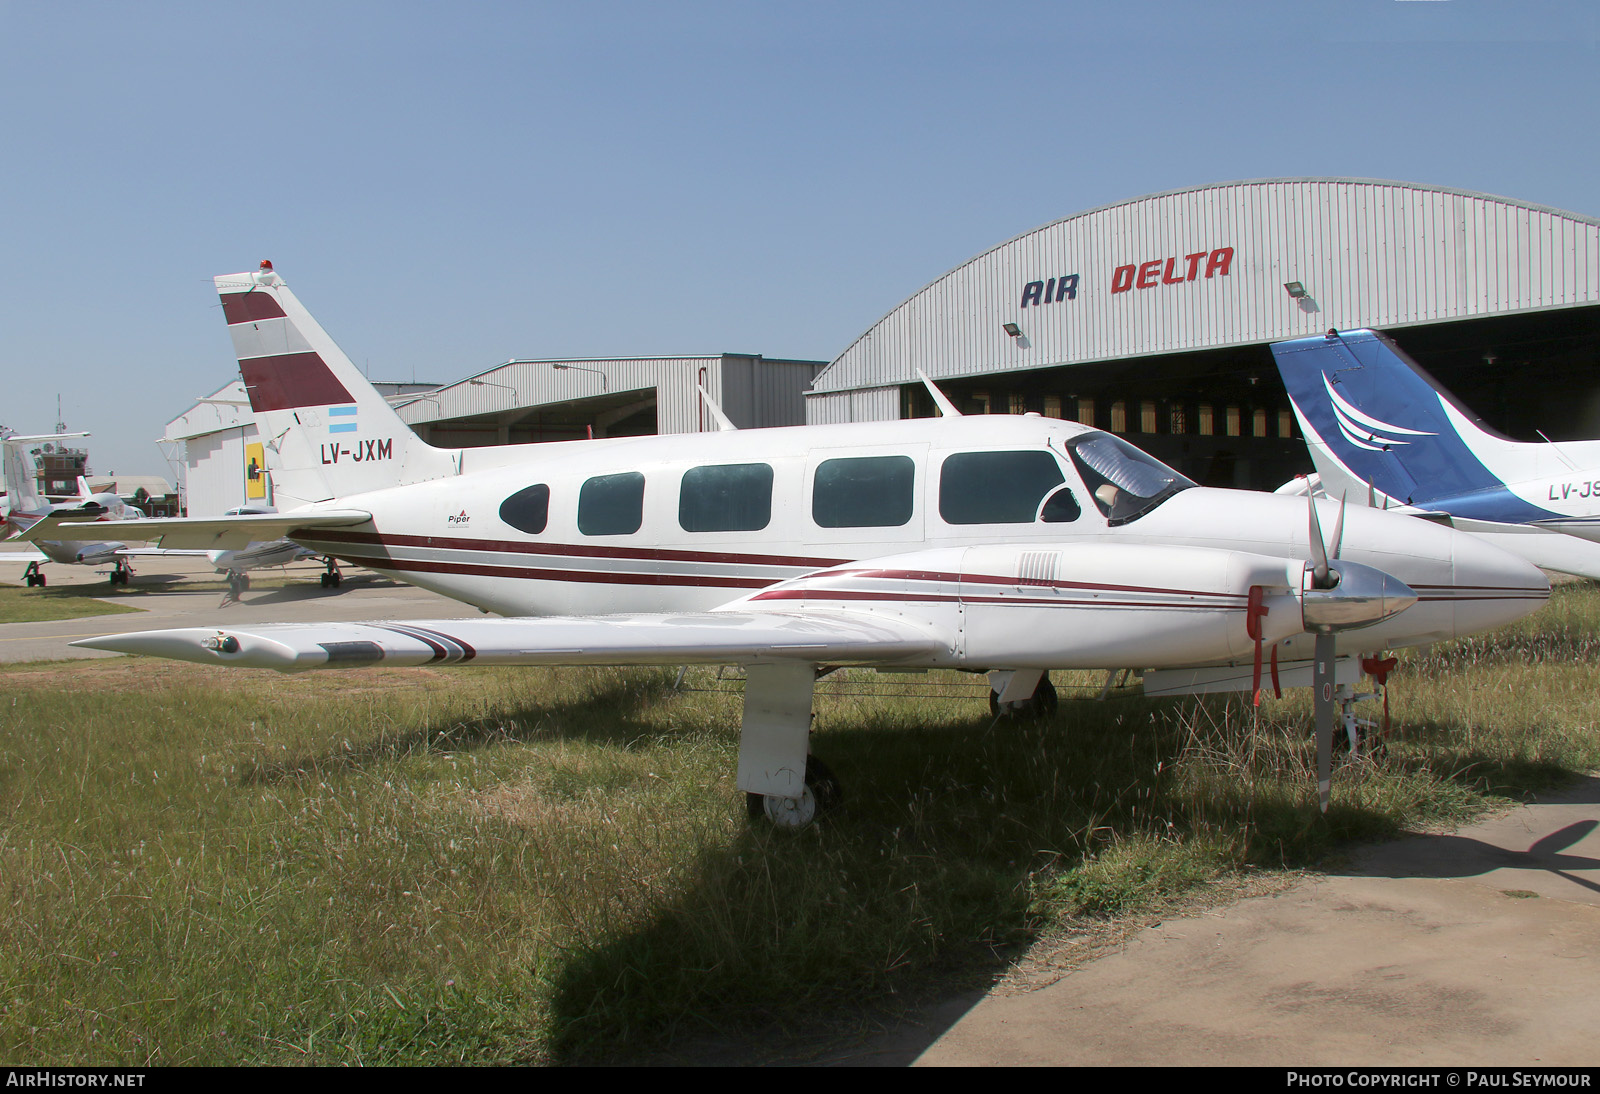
left=748, top=588, right=1231, bottom=610
left=297, top=529, right=848, bottom=570
left=828, top=566, right=1249, bottom=600
left=328, top=552, right=776, bottom=589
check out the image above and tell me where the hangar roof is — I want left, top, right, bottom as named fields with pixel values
left=812, top=178, right=1600, bottom=397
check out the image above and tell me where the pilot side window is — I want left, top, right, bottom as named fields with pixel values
left=1066, top=432, right=1195, bottom=526
left=939, top=450, right=1078, bottom=524
left=578, top=472, right=645, bottom=536
left=498, top=484, right=550, bottom=535
left=679, top=463, right=774, bottom=532
left=812, top=455, right=915, bottom=528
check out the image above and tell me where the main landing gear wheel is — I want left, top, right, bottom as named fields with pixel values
left=227, top=572, right=250, bottom=595
left=319, top=559, right=343, bottom=588
left=746, top=756, right=843, bottom=829
left=23, top=563, right=45, bottom=588
left=990, top=676, right=1058, bottom=719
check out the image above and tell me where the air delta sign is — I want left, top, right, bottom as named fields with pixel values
left=1020, top=246, right=1235, bottom=307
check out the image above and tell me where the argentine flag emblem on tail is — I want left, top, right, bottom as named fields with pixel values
left=328, top=406, right=358, bottom=434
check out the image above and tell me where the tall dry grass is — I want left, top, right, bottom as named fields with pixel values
left=1, top=582, right=1596, bottom=1063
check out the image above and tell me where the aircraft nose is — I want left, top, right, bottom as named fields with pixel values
left=1446, top=528, right=1550, bottom=635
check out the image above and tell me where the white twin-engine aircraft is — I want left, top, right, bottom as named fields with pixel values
left=56, top=264, right=1549, bottom=823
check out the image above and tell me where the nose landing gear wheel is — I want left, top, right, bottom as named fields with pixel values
left=746, top=756, right=842, bottom=829
left=989, top=675, right=1058, bottom=719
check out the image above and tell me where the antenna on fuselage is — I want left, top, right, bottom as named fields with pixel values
left=916, top=369, right=962, bottom=417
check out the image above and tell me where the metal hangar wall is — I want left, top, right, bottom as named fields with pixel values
left=395, top=354, right=825, bottom=446
left=806, top=178, right=1600, bottom=491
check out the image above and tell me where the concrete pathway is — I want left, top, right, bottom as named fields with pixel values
left=860, top=778, right=1600, bottom=1066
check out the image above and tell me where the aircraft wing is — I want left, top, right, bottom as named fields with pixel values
left=15, top=509, right=372, bottom=551
left=113, top=547, right=211, bottom=558
left=69, top=610, right=946, bottom=672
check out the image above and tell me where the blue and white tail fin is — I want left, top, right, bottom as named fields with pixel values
left=217, top=263, right=458, bottom=509
left=1270, top=329, right=1556, bottom=525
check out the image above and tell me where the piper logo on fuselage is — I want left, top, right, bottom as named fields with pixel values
left=320, top=438, right=394, bottom=464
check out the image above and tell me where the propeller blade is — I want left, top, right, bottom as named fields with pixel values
left=1314, top=631, right=1336, bottom=814
left=1307, top=495, right=1331, bottom=587
left=1330, top=494, right=1346, bottom=561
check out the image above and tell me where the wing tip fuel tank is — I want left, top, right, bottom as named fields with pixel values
left=74, top=629, right=307, bottom=670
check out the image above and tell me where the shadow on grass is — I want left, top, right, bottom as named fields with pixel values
left=237, top=669, right=686, bottom=785
left=1384, top=715, right=1580, bottom=802
left=14, top=581, right=156, bottom=599
left=539, top=695, right=1430, bottom=1064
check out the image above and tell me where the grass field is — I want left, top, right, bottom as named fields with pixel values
left=0, top=582, right=146, bottom=624
left=1, top=582, right=1598, bottom=1064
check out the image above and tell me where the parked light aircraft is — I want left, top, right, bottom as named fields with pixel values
left=54, top=266, right=1549, bottom=822
left=1, top=430, right=143, bottom=586
left=1272, top=328, right=1600, bottom=580
left=203, top=507, right=342, bottom=594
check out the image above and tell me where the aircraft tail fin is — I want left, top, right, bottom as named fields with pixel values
left=0, top=430, right=86, bottom=515
left=1270, top=329, right=1535, bottom=519
left=216, top=263, right=458, bottom=507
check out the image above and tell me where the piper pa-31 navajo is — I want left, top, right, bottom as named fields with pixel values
left=53, top=265, right=1549, bottom=822
left=1, top=429, right=144, bottom=587
left=1272, top=328, right=1600, bottom=580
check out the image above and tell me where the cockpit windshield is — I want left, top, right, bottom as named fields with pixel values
left=1065, top=432, right=1195, bottom=525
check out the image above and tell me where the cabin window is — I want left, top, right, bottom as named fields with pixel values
left=939, top=450, right=1070, bottom=524
left=679, top=462, right=774, bottom=532
left=498, top=483, right=550, bottom=535
left=578, top=472, right=645, bottom=535
left=812, top=455, right=915, bottom=528
left=1039, top=486, right=1081, bottom=523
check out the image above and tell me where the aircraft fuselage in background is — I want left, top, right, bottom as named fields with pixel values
left=1274, top=328, right=1600, bottom=576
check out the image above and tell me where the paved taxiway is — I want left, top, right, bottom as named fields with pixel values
left=5, top=546, right=1599, bottom=1066
left=0, top=546, right=468, bottom=663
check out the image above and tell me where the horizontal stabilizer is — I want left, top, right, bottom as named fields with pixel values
left=70, top=611, right=943, bottom=672
left=18, top=509, right=372, bottom=551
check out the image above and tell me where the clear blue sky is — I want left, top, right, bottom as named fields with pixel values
left=2, top=0, right=1596, bottom=481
